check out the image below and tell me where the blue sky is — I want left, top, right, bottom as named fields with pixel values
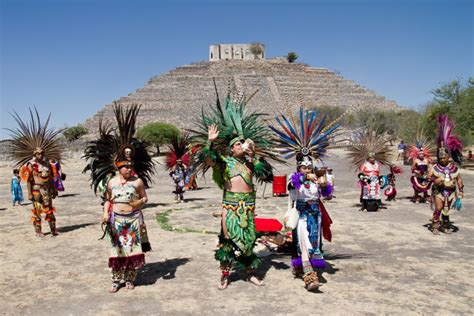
left=1, top=0, right=472, bottom=139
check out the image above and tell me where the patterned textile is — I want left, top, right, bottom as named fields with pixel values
left=31, top=184, right=55, bottom=224
left=360, top=176, right=381, bottom=200
left=111, top=269, right=138, bottom=283
left=51, top=162, right=65, bottom=192
left=431, top=163, right=459, bottom=223
left=360, top=161, right=380, bottom=177
left=384, top=185, right=397, bottom=199
left=170, top=166, right=187, bottom=194
left=215, top=191, right=260, bottom=269
left=225, top=157, right=254, bottom=187
left=111, top=183, right=138, bottom=203
left=411, top=162, right=431, bottom=192
left=108, top=210, right=146, bottom=271
left=292, top=200, right=325, bottom=273
left=411, top=176, right=431, bottom=192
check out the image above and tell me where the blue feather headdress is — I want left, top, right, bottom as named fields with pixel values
left=269, top=107, right=341, bottom=162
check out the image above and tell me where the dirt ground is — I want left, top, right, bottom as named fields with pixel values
left=0, top=148, right=473, bottom=315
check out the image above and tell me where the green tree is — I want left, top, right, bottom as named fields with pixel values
left=249, top=42, right=264, bottom=59
left=421, top=78, right=474, bottom=146
left=63, top=125, right=88, bottom=142
left=344, top=107, right=422, bottom=144
left=311, top=104, right=346, bottom=125
left=286, top=52, right=298, bottom=63
left=137, top=122, right=180, bottom=155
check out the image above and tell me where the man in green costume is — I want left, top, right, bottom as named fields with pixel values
left=190, top=82, right=279, bottom=290
left=207, top=124, right=263, bottom=289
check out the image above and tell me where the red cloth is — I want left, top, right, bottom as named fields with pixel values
left=255, top=217, right=283, bottom=232
left=319, top=201, right=333, bottom=242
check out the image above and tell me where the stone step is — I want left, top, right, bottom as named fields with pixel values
left=83, top=60, right=400, bottom=135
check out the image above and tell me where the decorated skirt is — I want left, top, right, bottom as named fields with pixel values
left=108, top=210, right=150, bottom=271
left=215, top=191, right=261, bottom=269
left=360, top=175, right=381, bottom=200
left=411, top=176, right=431, bottom=192
left=291, top=200, right=328, bottom=273
left=31, top=184, right=55, bottom=223
left=222, top=191, right=256, bottom=256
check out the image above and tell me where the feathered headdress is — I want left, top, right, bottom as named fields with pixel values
left=189, top=79, right=282, bottom=183
left=83, top=103, right=155, bottom=193
left=165, top=132, right=191, bottom=170
left=6, top=108, right=63, bottom=168
left=407, top=129, right=433, bottom=162
left=436, top=115, right=463, bottom=163
left=269, top=107, right=341, bottom=163
left=346, top=127, right=393, bottom=170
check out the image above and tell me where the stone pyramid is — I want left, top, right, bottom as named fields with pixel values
left=83, top=59, right=399, bottom=133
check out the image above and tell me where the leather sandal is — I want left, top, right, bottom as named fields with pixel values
left=108, top=282, right=121, bottom=293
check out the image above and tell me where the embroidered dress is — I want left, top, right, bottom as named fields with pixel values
left=11, top=176, right=24, bottom=204
left=288, top=173, right=332, bottom=274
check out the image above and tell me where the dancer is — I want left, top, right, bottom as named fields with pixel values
left=165, top=133, right=191, bottom=203
left=408, top=136, right=433, bottom=203
left=347, top=128, right=393, bottom=212
left=190, top=81, right=280, bottom=289
left=269, top=107, right=339, bottom=291
left=7, top=109, right=63, bottom=237
left=83, top=103, right=155, bottom=292
left=325, top=168, right=335, bottom=200
left=429, top=115, right=464, bottom=234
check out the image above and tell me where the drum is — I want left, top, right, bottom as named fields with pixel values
left=272, top=175, right=287, bottom=196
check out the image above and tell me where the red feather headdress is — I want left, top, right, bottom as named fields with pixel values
left=165, top=133, right=191, bottom=170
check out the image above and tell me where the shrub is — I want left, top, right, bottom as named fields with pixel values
left=63, top=125, right=88, bottom=142
left=137, top=122, right=180, bottom=155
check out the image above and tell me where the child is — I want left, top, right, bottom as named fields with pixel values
left=325, top=168, right=335, bottom=199
left=11, top=169, right=24, bottom=206
left=170, top=159, right=187, bottom=203
left=51, top=159, right=65, bottom=192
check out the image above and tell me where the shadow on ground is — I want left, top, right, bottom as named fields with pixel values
left=58, top=222, right=96, bottom=233
left=422, top=222, right=459, bottom=233
left=137, top=257, right=191, bottom=286
left=58, top=193, right=80, bottom=198
left=143, top=202, right=169, bottom=209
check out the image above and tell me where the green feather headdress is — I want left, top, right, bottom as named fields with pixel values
left=189, top=79, right=282, bottom=182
